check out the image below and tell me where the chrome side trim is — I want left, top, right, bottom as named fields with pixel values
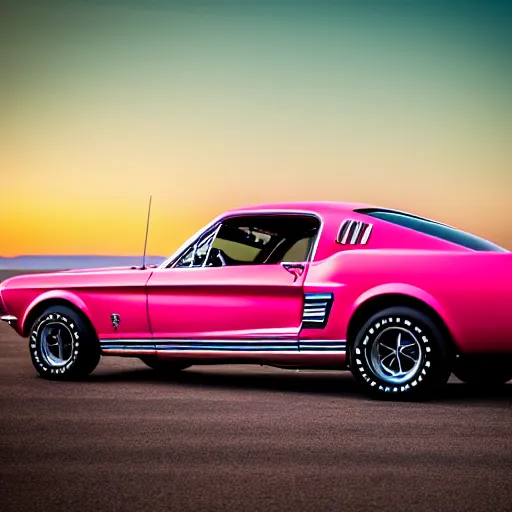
left=158, top=209, right=325, bottom=269
left=300, top=340, right=347, bottom=351
left=101, top=349, right=347, bottom=357
left=100, top=338, right=298, bottom=352
left=99, top=338, right=347, bottom=354
left=0, top=315, right=17, bottom=324
left=100, top=338, right=297, bottom=344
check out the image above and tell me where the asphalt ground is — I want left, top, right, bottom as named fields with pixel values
left=0, top=272, right=511, bottom=512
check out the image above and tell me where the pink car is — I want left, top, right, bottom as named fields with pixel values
left=1, top=202, right=511, bottom=399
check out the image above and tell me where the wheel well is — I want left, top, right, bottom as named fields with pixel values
left=346, top=293, right=456, bottom=351
left=23, top=299, right=98, bottom=339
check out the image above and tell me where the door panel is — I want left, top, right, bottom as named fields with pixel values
left=147, top=264, right=306, bottom=340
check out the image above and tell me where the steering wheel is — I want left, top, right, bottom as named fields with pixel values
left=206, top=248, right=227, bottom=267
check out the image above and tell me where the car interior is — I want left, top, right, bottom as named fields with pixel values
left=174, top=215, right=321, bottom=268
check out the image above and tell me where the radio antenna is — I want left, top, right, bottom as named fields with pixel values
left=141, top=195, right=152, bottom=270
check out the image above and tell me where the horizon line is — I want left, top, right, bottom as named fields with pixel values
left=0, top=254, right=167, bottom=259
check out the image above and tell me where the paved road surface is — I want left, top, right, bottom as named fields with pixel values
left=0, top=297, right=511, bottom=511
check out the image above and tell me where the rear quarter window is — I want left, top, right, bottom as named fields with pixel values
left=358, top=209, right=507, bottom=253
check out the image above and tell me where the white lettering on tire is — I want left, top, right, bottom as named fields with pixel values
left=31, top=312, right=81, bottom=374
left=356, top=315, right=432, bottom=394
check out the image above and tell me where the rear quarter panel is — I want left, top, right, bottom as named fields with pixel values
left=303, top=250, right=512, bottom=353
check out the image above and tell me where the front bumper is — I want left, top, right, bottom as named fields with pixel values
left=0, top=315, right=18, bottom=325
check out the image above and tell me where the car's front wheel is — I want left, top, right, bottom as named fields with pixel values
left=29, top=305, right=100, bottom=380
left=349, top=306, right=452, bottom=400
left=453, top=355, right=512, bottom=387
left=139, top=356, right=191, bottom=373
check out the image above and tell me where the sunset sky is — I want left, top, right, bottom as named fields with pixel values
left=1, top=0, right=511, bottom=257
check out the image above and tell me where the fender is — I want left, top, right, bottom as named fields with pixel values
left=22, top=290, right=92, bottom=335
left=348, top=282, right=460, bottom=347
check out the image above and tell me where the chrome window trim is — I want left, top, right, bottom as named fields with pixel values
left=201, top=224, right=222, bottom=268
left=157, top=209, right=325, bottom=270
left=180, top=230, right=217, bottom=268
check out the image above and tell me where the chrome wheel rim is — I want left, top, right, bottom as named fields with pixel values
left=367, top=327, right=423, bottom=385
left=40, top=322, right=74, bottom=367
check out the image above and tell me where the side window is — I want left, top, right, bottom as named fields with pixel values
left=171, top=214, right=322, bottom=268
left=208, top=225, right=271, bottom=266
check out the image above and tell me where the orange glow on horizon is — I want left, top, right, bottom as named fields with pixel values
left=1, top=2, right=511, bottom=257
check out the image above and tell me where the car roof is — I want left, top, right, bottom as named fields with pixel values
left=224, top=201, right=375, bottom=217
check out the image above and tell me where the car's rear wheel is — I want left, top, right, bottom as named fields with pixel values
left=349, top=306, right=452, bottom=400
left=139, top=356, right=191, bottom=373
left=29, top=305, right=100, bottom=380
left=453, top=355, right=512, bottom=387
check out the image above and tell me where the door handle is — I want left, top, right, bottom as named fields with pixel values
left=281, top=262, right=305, bottom=282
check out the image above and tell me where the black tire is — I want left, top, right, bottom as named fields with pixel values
left=349, top=307, right=452, bottom=400
left=29, top=305, right=100, bottom=380
left=453, top=355, right=512, bottom=387
left=139, top=356, right=191, bottom=373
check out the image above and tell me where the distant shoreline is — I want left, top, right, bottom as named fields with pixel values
left=0, top=255, right=166, bottom=270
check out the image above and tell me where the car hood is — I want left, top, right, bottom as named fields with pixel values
left=58, top=266, right=143, bottom=273
left=0, top=266, right=155, bottom=290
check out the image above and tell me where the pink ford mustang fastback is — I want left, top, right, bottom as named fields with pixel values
left=1, top=202, right=511, bottom=399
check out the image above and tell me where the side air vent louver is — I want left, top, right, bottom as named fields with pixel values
left=302, top=293, right=334, bottom=329
left=337, top=219, right=373, bottom=245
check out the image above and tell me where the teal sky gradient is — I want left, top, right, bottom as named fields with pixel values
left=1, top=0, right=511, bottom=255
